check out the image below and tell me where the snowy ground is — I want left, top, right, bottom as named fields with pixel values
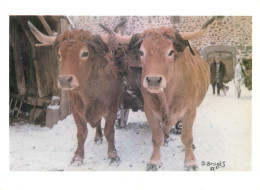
left=9, top=81, right=252, bottom=171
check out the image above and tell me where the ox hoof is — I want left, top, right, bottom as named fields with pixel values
left=94, top=137, right=103, bottom=145
left=146, top=163, right=162, bottom=171
left=184, top=164, right=198, bottom=171
left=71, top=155, right=84, bottom=166
left=108, top=157, right=121, bottom=166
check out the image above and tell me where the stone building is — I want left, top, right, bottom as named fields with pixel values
left=70, top=16, right=252, bottom=82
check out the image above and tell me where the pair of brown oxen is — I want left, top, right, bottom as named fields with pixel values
left=28, top=16, right=216, bottom=171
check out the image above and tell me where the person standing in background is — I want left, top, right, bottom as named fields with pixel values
left=234, top=56, right=246, bottom=98
left=210, top=56, right=227, bottom=96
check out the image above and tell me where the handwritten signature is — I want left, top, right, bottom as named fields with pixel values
left=201, top=161, right=226, bottom=171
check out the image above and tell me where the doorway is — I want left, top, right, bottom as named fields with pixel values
left=202, top=45, right=239, bottom=83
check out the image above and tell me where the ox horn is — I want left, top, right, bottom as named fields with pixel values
left=99, top=23, right=132, bottom=45
left=180, top=16, right=218, bottom=40
left=28, top=21, right=57, bottom=45
left=99, top=24, right=116, bottom=36
left=113, top=18, right=127, bottom=33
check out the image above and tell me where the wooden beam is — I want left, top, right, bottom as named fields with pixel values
left=31, top=92, right=39, bottom=121
left=33, top=59, right=46, bottom=98
left=10, top=93, right=51, bottom=107
left=10, top=30, right=26, bottom=97
left=16, top=16, right=35, bottom=47
left=17, top=16, right=55, bottom=98
left=16, top=16, right=40, bottom=98
left=38, top=16, right=55, bottom=36
left=27, top=95, right=51, bottom=107
left=50, top=16, right=62, bottom=34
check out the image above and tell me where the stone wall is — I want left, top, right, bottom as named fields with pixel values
left=70, top=16, right=252, bottom=59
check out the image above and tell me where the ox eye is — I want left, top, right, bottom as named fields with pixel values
left=168, top=50, right=174, bottom=56
left=139, top=50, right=144, bottom=56
left=57, top=53, right=61, bottom=59
left=82, top=52, right=89, bottom=58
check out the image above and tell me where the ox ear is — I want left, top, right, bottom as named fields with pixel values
left=129, top=33, right=143, bottom=50
left=87, top=35, right=109, bottom=53
left=173, top=31, right=195, bottom=55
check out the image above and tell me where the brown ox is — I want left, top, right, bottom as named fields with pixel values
left=28, top=22, right=124, bottom=166
left=131, top=17, right=217, bottom=171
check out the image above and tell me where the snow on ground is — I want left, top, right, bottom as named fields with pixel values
left=9, top=81, right=251, bottom=171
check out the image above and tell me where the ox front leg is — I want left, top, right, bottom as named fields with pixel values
left=145, top=106, right=164, bottom=171
left=71, top=112, right=88, bottom=166
left=104, top=108, right=120, bottom=166
left=181, top=109, right=198, bottom=171
left=94, top=119, right=103, bottom=145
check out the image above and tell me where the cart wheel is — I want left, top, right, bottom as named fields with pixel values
left=116, top=107, right=129, bottom=129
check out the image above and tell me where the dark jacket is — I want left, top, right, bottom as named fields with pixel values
left=210, top=61, right=226, bottom=85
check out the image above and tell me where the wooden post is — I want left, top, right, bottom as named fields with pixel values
left=16, top=17, right=39, bottom=98
left=10, top=33, right=26, bottom=97
left=60, top=19, right=71, bottom=119
left=33, top=59, right=46, bottom=97
left=16, top=16, right=46, bottom=98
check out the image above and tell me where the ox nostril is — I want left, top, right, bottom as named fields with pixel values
left=68, top=76, right=73, bottom=82
left=146, top=77, right=151, bottom=83
left=157, top=77, right=162, bottom=83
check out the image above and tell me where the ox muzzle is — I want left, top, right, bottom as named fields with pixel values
left=58, top=75, right=79, bottom=90
left=143, top=75, right=166, bottom=94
